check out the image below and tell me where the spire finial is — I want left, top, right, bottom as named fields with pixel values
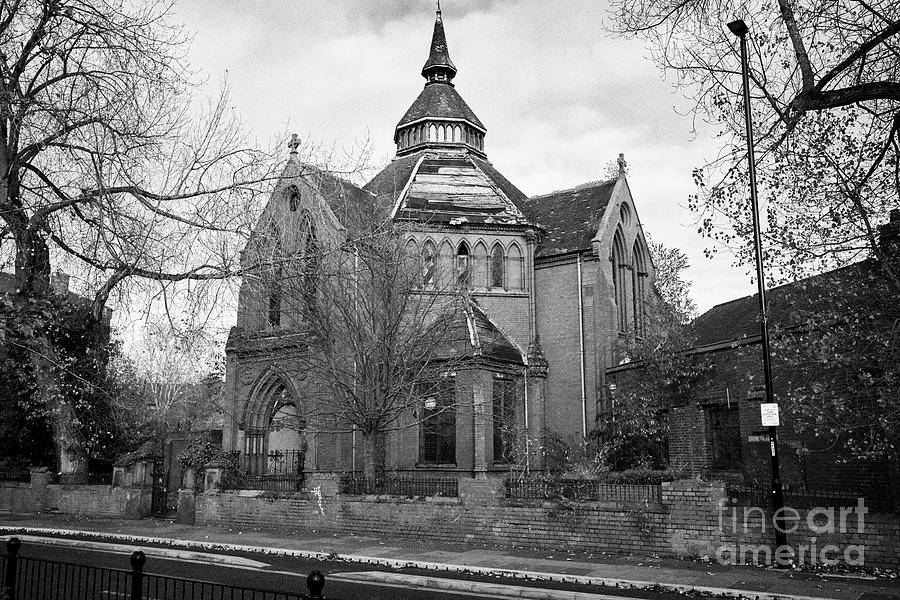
left=617, top=153, right=627, bottom=176
left=422, top=3, right=457, bottom=83
left=288, top=133, right=300, bottom=155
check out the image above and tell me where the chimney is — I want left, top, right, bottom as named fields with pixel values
left=878, top=208, right=900, bottom=258
left=50, top=271, right=70, bottom=296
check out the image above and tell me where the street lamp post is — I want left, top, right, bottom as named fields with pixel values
left=726, top=18, right=788, bottom=555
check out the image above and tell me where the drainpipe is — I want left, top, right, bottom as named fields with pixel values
left=576, top=254, right=587, bottom=438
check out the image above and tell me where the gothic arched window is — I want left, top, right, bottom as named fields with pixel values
left=456, top=241, right=470, bottom=288
left=490, top=243, right=504, bottom=289
left=285, top=185, right=300, bottom=212
left=632, top=238, right=648, bottom=337
left=422, top=240, right=437, bottom=287
left=473, top=241, right=488, bottom=288
left=611, top=228, right=627, bottom=333
left=301, top=213, right=319, bottom=303
left=507, top=243, right=523, bottom=290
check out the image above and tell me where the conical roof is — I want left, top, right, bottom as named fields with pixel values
left=421, top=6, right=457, bottom=80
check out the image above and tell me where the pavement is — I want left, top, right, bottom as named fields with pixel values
left=1, top=512, right=898, bottom=600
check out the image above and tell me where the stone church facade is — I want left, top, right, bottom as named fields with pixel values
left=221, top=8, right=656, bottom=476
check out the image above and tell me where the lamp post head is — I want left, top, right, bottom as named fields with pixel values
left=727, top=19, right=748, bottom=37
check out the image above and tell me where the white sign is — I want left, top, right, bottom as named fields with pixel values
left=760, top=403, right=780, bottom=427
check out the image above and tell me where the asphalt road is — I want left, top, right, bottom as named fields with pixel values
left=4, top=536, right=701, bottom=600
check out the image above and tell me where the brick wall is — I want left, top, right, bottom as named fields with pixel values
left=195, top=477, right=900, bottom=569
left=0, top=483, right=41, bottom=513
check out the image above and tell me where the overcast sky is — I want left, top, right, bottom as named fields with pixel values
left=172, top=0, right=758, bottom=314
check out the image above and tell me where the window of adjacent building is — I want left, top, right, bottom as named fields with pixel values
left=490, top=243, right=504, bottom=289
left=492, top=376, right=519, bottom=463
left=419, top=376, right=456, bottom=464
left=456, top=241, right=470, bottom=288
left=707, top=404, right=742, bottom=471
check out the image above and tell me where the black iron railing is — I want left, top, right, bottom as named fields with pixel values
left=1, top=538, right=326, bottom=599
left=0, top=469, right=30, bottom=483
left=505, top=478, right=663, bottom=504
left=229, top=450, right=305, bottom=492
left=339, top=473, right=459, bottom=497
left=726, top=483, right=898, bottom=511
left=56, top=471, right=113, bottom=486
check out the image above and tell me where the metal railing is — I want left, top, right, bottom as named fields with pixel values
left=726, top=483, right=898, bottom=511
left=229, top=450, right=305, bottom=492
left=0, top=469, right=30, bottom=483
left=56, top=471, right=113, bottom=486
left=340, top=473, right=459, bottom=497
left=1, top=538, right=326, bottom=599
left=505, top=478, right=663, bottom=504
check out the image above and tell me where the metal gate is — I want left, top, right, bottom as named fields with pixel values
left=150, top=463, right=168, bottom=517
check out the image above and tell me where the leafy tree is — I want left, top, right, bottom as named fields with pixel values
left=611, top=0, right=900, bottom=289
left=0, top=0, right=276, bottom=473
left=648, top=237, right=697, bottom=322
left=771, top=262, right=899, bottom=462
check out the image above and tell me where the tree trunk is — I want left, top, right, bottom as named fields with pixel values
left=29, top=336, right=86, bottom=476
left=361, top=430, right=384, bottom=481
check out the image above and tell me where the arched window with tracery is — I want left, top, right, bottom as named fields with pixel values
left=473, top=241, right=488, bottom=288
left=285, top=185, right=300, bottom=211
left=632, top=238, right=648, bottom=337
left=507, top=243, right=523, bottom=290
left=611, top=228, right=628, bottom=333
left=300, top=213, right=319, bottom=303
left=422, top=240, right=437, bottom=288
left=490, top=243, right=505, bottom=289
left=456, top=241, right=470, bottom=288
left=244, top=378, right=306, bottom=478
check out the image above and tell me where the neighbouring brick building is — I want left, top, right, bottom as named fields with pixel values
left=609, top=209, right=900, bottom=497
left=221, top=7, right=657, bottom=476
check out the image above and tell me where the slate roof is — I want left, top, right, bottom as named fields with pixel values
left=438, top=298, right=524, bottom=364
left=396, top=82, right=485, bottom=132
left=421, top=9, right=457, bottom=78
left=364, top=150, right=531, bottom=227
left=523, top=179, right=618, bottom=258
left=691, top=260, right=881, bottom=346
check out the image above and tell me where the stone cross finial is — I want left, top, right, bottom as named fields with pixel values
left=288, top=133, right=300, bottom=155
left=617, top=153, right=627, bottom=176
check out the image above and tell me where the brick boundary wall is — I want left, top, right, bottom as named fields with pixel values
left=196, top=477, right=900, bottom=569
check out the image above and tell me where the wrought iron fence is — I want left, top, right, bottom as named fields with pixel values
left=0, top=468, right=30, bottom=483
left=505, top=478, right=663, bottom=504
left=1, top=538, right=326, bottom=599
left=56, top=471, right=113, bottom=486
left=228, top=450, right=305, bottom=492
left=725, top=483, right=898, bottom=511
left=339, top=473, right=459, bottom=497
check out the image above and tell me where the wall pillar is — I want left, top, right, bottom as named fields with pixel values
left=472, top=371, right=489, bottom=479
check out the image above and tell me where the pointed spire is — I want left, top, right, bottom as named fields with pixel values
left=422, top=4, right=457, bottom=83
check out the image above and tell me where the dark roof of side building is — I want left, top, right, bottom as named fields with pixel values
left=691, top=260, right=881, bottom=347
left=439, top=298, right=524, bottom=364
left=523, top=179, right=618, bottom=258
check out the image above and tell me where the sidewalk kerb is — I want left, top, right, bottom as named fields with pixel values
left=0, top=526, right=842, bottom=600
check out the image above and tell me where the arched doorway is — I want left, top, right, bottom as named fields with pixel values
left=243, top=377, right=306, bottom=489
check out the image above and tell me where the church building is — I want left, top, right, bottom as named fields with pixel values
left=221, top=7, right=656, bottom=477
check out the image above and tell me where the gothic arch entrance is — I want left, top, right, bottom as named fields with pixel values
left=242, top=375, right=306, bottom=489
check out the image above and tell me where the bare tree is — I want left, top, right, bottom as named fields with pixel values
left=247, top=210, right=470, bottom=479
left=0, top=0, right=282, bottom=474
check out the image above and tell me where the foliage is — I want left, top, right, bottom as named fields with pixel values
left=0, top=291, right=145, bottom=467
left=647, top=238, right=697, bottom=322
left=771, top=263, right=900, bottom=462
left=177, top=439, right=228, bottom=473
left=0, top=0, right=278, bottom=474
left=611, top=0, right=900, bottom=289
